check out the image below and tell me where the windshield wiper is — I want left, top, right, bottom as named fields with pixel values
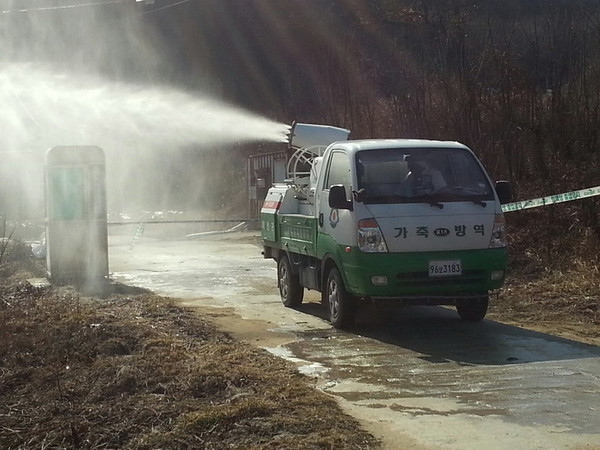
left=451, top=186, right=489, bottom=207
left=411, top=195, right=444, bottom=209
left=470, top=199, right=487, bottom=207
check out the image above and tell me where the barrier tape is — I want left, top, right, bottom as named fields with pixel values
left=502, top=185, right=600, bottom=213
left=125, top=220, right=257, bottom=250
left=110, top=219, right=260, bottom=226
left=114, top=184, right=600, bottom=248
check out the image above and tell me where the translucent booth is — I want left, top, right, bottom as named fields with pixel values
left=45, top=146, right=109, bottom=291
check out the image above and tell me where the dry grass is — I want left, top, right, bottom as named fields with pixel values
left=487, top=203, right=600, bottom=342
left=491, top=264, right=600, bottom=334
left=0, top=242, right=377, bottom=449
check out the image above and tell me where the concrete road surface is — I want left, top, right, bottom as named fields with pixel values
left=109, top=229, right=600, bottom=450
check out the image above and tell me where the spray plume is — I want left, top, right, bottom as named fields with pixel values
left=0, top=62, right=290, bottom=220
left=0, top=62, right=290, bottom=152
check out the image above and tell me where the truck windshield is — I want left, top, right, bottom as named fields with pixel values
left=355, top=148, right=494, bottom=204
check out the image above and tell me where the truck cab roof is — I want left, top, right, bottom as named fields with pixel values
left=327, top=139, right=470, bottom=154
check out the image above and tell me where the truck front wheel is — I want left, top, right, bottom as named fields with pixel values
left=278, top=256, right=304, bottom=308
left=456, top=295, right=489, bottom=322
left=325, top=267, right=356, bottom=329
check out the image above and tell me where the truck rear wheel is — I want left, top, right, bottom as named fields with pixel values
left=325, top=267, right=356, bottom=329
left=456, top=296, right=489, bottom=322
left=278, top=256, right=304, bottom=308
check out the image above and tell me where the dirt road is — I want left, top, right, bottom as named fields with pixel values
left=109, top=229, right=600, bottom=449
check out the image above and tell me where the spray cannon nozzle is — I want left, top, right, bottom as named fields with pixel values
left=288, top=121, right=351, bottom=150
left=284, top=123, right=294, bottom=144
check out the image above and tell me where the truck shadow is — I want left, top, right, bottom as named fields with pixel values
left=296, top=302, right=600, bottom=366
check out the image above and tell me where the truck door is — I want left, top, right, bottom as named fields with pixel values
left=316, top=150, right=355, bottom=249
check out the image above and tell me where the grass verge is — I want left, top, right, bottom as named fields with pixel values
left=0, top=242, right=378, bottom=449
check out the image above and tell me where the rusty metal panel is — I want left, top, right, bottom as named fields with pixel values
left=246, top=151, right=288, bottom=220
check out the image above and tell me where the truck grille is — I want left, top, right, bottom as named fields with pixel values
left=396, top=270, right=485, bottom=287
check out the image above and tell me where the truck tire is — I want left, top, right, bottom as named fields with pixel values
left=325, top=267, right=356, bottom=329
left=456, top=295, right=488, bottom=322
left=278, top=255, right=304, bottom=308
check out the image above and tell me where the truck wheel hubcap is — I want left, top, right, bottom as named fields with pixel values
left=328, top=279, right=340, bottom=319
left=279, top=265, right=289, bottom=299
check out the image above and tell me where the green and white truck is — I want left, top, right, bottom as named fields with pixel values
left=261, top=123, right=512, bottom=328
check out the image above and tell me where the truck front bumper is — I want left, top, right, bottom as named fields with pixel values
left=339, top=247, right=507, bottom=299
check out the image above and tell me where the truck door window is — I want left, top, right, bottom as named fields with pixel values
left=324, top=151, right=350, bottom=198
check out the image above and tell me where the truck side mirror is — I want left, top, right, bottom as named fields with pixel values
left=329, top=185, right=353, bottom=210
left=495, top=180, right=512, bottom=204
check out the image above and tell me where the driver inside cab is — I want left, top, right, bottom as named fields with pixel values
left=405, top=155, right=447, bottom=195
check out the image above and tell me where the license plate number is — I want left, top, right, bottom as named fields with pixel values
left=429, top=260, right=462, bottom=277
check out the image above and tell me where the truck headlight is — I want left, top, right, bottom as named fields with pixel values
left=489, top=214, right=507, bottom=248
left=358, top=218, right=388, bottom=253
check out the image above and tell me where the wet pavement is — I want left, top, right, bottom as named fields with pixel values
left=109, top=230, right=600, bottom=449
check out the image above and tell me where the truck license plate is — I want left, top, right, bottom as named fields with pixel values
left=429, top=260, right=462, bottom=277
